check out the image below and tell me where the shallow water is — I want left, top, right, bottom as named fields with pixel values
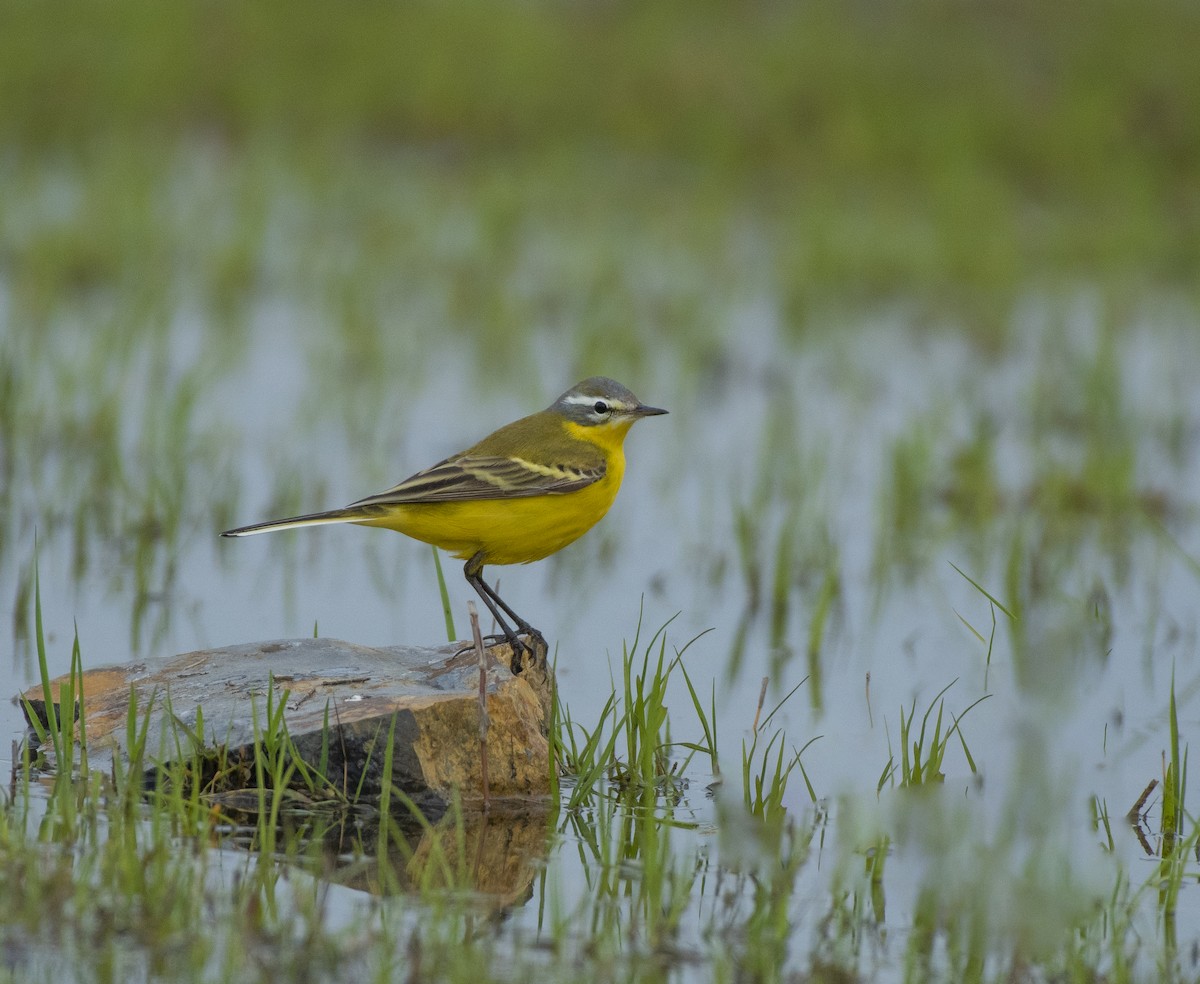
left=5, top=184, right=1200, bottom=976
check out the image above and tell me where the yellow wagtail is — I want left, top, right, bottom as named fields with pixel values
left=222, top=377, right=667, bottom=662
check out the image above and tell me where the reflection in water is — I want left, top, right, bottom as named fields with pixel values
left=212, top=794, right=551, bottom=906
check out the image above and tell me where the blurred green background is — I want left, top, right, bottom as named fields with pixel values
left=4, top=0, right=1196, bottom=333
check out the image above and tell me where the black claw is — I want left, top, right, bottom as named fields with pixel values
left=454, top=630, right=543, bottom=674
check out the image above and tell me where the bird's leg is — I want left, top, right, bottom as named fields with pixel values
left=473, top=574, right=546, bottom=648
left=461, top=553, right=545, bottom=672
left=474, top=578, right=548, bottom=665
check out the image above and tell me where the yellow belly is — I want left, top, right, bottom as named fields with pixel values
left=354, top=470, right=623, bottom=566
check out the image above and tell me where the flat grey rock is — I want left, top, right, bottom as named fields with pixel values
left=20, top=636, right=554, bottom=810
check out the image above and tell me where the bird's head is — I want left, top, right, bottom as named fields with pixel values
left=551, top=377, right=668, bottom=434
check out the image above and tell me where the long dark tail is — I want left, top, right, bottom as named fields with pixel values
left=220, top=507, right=366, bottom=537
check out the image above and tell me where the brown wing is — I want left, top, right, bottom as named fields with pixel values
left=348, top=454, right=605, bottom=507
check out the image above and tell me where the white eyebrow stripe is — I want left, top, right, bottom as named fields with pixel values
left=562, top=394, right=631, bottom=410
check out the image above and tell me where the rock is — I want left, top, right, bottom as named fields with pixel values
left=19, top=637, right=554, bottom=811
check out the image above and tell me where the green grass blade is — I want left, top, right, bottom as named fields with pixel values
left=33, top=541, right=64, bottom=767
left=431, top=546, right=457, bottom=641
left=949, top=561, right=1016, bottom=620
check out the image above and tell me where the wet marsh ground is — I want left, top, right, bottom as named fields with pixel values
left=3, top=1, right=1200, bottom=980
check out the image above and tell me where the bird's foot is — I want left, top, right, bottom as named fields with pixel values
left=520, top=630, right=548, bottom=674
left=493, top=628, right=546, bottom=674
left=456, top=629, right=546, bottom=674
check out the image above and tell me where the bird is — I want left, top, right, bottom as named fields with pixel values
left=221, top=376, right=667, bottom=667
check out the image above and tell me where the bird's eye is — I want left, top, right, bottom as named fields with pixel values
left=593, top=400, right=610, bottom=415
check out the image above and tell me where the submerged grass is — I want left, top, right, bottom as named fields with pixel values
left=889, top=680, right=987, bottom=790
left=555, top=613, right=712, bottom=812
left=10, top=575, right=1200, bottom=982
